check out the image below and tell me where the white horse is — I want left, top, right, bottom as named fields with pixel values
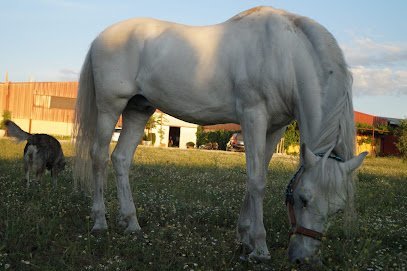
left=73, top=6, right=367, bottom=263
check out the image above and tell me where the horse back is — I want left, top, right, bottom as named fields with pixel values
left=90, top=6, right=347, bottom=126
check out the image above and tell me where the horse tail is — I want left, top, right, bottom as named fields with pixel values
left=73, top=45, right=96, bottom=191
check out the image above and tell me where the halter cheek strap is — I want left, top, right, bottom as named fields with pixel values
left=287, top=194, right=323, bottom=241
left=285, top=153, right=343, bottom=241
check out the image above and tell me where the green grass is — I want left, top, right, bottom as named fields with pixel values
left=0, top=138, right=406, bottom=270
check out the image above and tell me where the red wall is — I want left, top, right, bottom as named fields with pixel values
left=381, top=135, right=400, bottom=156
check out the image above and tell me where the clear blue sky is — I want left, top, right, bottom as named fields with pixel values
left=1, top=0, right=406, bottom=118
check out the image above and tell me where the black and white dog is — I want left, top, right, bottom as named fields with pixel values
left=5, top=120, right=66, bottom=187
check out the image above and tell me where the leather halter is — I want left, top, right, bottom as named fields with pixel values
left=285, top=153, right=343, bottom=241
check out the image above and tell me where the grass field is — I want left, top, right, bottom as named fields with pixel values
left=0, top=138, right=406, bottom=270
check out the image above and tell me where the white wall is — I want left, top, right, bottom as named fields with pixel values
left=150, top=112, right=197, bottom=148
left=10, top=118, right=72, bottom=136
left=11, top=119, right=30, bottom=132
left=179, top=127, right=197, bottom=149
left=31, top=120, right=73, bottom=136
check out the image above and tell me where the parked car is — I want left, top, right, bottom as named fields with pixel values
left=111, top=127, right=122, bottom=142
left=226, top=132, right=244, bottom=152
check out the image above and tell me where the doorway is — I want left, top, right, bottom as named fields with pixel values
left=168, top=127, right=180, bottom=147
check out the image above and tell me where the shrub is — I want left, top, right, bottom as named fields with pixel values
left=357, top=136, right=373, bottom=145
left=196, top=126, right=207, bottom=147
left=186, top=142, right=195, bottom=148
left=196, top=127, right=237, bottom=150
left=395, top=119, right=407, bottom=161
left=0, top=110, right=11, bottom=130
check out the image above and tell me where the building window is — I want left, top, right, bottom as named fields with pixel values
left=33, top=95, right=75, bottom=110
left=50, top=96, right=75, bottom=110
left=34, top=95, right=51, bottom=108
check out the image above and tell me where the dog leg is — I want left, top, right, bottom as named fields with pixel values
left=24, top=161, right=30, bottom=188
left=35, top=169, right=44, bottom=184
left=51, top=168, right=58, bottom=187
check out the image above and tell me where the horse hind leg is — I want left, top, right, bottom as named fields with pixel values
left=111, top=98, right=155, bottom=233
left=90, top=104, right=128, bottom=231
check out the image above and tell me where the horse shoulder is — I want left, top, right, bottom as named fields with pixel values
left=94, top=18, right=174, bottom=50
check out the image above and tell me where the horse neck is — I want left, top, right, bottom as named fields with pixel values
left=296, top=85, right=325, bottom=153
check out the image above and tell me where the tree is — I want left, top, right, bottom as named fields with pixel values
left=395, top=119, right=407, bottom=161
left=0, top=110, right=12, bottom=137
left=144, top=115, right=157, bottom=144
left=196, top=126, right=207, bottom=147
left=156, top=112, right=167, bottom=145
left=284, top=121, right=300, bottom=151
left=0, top=110, right=11, bottom=130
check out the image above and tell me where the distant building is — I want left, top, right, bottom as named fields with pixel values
left=147, top=111, right=198, bottom=149
left=0, top=81, right=77, bottom=135
left=0, top=81, right=402, bottom=155
left=354, top=111, right=401, bottom=156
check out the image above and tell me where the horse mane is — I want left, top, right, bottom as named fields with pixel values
left=317, top=73, right=357, bottom=229
left=227, top=6, right=287, bottom=22
left=293, top=15, right=355, bottom=161
left=293, top=15, right=357, bottom=227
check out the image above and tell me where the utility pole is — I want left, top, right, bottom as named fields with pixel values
left=4, top=72, right=10, bottom=112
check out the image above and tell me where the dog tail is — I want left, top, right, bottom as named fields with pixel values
left=5, top=120, right=31, bottom=142
left=72, top=45, right=96, bottom=191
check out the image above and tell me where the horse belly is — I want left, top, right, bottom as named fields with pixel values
left=138, top=74, right=237, bottom=125
left=147, top=88, right=237, bottom=125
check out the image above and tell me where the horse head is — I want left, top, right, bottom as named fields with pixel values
left=287, top=144, right=367, bottom=264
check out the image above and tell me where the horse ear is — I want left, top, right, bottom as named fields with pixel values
left=301, top=144, right=318, bottom=169
left=344, top=151, right=368, bottom=173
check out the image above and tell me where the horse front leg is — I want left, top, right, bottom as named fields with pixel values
left=237, top=107, right=270, bottom=261
left=111, top=107, right=155, bottom=233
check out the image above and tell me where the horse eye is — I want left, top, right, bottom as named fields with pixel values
left=299, top=195, right=308, bottom=208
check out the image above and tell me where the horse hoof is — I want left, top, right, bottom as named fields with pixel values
left=239, top=255, right=249, bottom=262
left=248, top=251, right=271, bottom=263
left=124, top=224, right=141, bottom=234
left=237, top=242, right=255, bottom=262
left=91, top=227, right=107, bottom=234
left=123, top=216, right=141, bottom=234
left=91, top=221, right=108, bottom=233
left=118, top=219, right=127, bottom=228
